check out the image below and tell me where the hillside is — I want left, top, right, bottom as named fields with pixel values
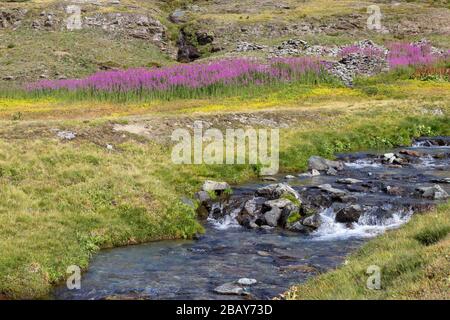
left=1, top=0, right=449, bottom=84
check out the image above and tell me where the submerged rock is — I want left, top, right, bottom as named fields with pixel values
left=298, top=169, right=321, bottom=178
left=336, top=178, right=363, bottom=185
left=318, top=184, right=347, bottom=197
left=213, top=282, right=248, bottom=296
left=288, top=221, right=314, bottom=233
left=335, top=204, right=363, bottom=223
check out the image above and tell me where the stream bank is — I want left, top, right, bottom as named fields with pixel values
left=54, top=137, right=450, bottom=300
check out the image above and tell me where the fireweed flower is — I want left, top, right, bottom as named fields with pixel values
left=26, top=57, right=328, bottom=94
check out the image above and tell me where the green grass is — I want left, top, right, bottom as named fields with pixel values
left=284, top=203, right=450, bottom=300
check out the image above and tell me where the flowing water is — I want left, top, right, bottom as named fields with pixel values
left=54, top=138, right=450, bottom=300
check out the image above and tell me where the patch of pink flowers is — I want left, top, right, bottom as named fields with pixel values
left=339, top=45, right=385, bottom=59
left=387, top=43, right=437, bottom=68
left=26, top=57, right=327, bottom=92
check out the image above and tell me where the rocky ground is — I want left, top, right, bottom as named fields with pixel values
left=196, top=137, right=450, bottom=236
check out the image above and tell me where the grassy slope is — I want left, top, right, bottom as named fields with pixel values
left=0, top=78, right=449, bottom=298
left=284, top=203, right=450, bottom=300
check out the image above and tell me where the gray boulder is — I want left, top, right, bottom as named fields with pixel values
left=262, top=199, right=288, bottom=227
left=308, top=156, right=344, bottom=171
left=256, top=183, right=300, bottom=200
left=262, top=198, right=299, bottom=227
left=301, top=214, right=322, bottom=229
left=416, top=185, right=449, bottom=200
left=202, top=180, right=230, bottom=193
left=237, top=197, right=266, bottom=228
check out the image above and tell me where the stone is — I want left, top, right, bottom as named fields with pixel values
left=256, top=250, right=271, bottom=257
left=194, top=191, right=211, bottom=204
left=56, top=130, right=76, bottom=140
left=416, top=185, right=449, bottom=200
left=399, top=149, right=422, bottom=157
left=285, top=175, right=296, bottom=179
left=301, top=214, right=322, bottom=229
left=336, top=178, right=363, bottom=184
left=308, top=156, right=344, bottom=171
left=255, top=183, right=300, bottom=200
left=263, top=206, right=282, bottom=227
left=213, top=283, right=247, bottom=296
left=241, top=197, right=266, bottom=216
left=288, top=221, right=313, bottom=233
left=169, top=9, right=187, bottom=23
left=385, top=185, right=404, bottom=196
left=238, top=197, right=267, bottom=228
left=335, top=204, right=362, bottom=223
left=318, top=184, right=347, bottom=197
left=237, top=278, right=257, bottom=286
left=326, top=167, right=338, bottom=176
left=106, top=144, right=114, bottom=150
left=383, top=153, right=396, bottom=163
left=196, top=31, right=214, bottom=45
left=202, top=180, right=230, bottom=193
left=261, top=176, right=277, bottom=181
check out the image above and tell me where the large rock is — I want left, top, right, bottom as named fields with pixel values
left=262, top=200, right=284, bottom=227
left=416, top=185, right=449, bottom=200
left=335, top=204, right=363, bottom=223
left=237, top=197, right=266, bottom=228
left=308, top=156, right=344, bottom=171
left=202, top=180, right=230, bottom=193
left=301, top=214, right=322, bottom=229
left=255, top=183, right=300, bottom=200
left=262, top=198, right=299, bottom=227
